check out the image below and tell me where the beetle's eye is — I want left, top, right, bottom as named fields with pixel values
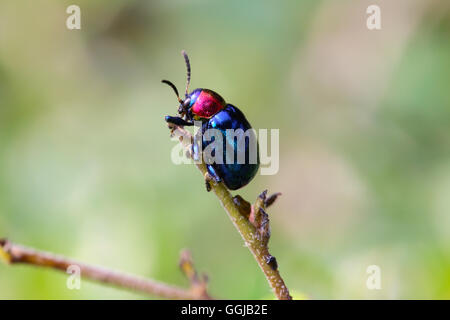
left=183, top=98, right=191, bottom=107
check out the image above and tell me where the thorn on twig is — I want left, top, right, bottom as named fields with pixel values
left=233, top=195, right=252, bottom=219
left=265, top=192, right=282, bottom=208
left=250, top=192, right=271, bottom=246
left=179, top=249, right=211, bottom=299
left=258, top=189, right=268, bottom=202
left=256, top=190, right=282, bottom=209
left=205, top=180, right=211, bottom=192
left=265, top=255, right=278, bottom=271
left=257, top=208, right=271, bottom=246
left=248, top=190, right=281, bottom=245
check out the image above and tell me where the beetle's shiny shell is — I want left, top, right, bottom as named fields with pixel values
left=202, top=104, right=260, bottom=190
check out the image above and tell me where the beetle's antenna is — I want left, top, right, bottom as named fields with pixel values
left=161, top=80, right=183, bottom=103
left=181, top=50, right=191, bottom=98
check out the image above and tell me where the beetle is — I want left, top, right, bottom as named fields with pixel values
left=162, top=50, right=259, bottom=191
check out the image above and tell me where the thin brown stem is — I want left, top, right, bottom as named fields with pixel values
left=179, top=249, right=211, bottom=299
left=0, top=238, right=212, bottom=300
left=170, top=125, right=292, bottom=300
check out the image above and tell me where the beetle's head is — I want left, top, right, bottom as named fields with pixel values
left=162, top=50, right=195, bottom=121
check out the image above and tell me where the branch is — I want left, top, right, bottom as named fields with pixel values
left=169, top=124, right=292, bottom=300
left=179, top=249, right=211, bottom=299
left=0, top=238, right=212, bottom=300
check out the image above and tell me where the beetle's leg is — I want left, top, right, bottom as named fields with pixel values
left=204, top=165, right=221, bottom=192
left=206, top=164, right=222, bottom=183
left=192, top=130, right=202, bottom=162
left=165, top=116, right=194, bottom=126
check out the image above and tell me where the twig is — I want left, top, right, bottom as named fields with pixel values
left=179, top=249, right=211, bottom=299
left=0, top=238, right=212, bottom=300
left=170, top=125, right=292, bottom=300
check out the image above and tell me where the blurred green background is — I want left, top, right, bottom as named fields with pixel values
left=1, top=0, right=450, bottom=299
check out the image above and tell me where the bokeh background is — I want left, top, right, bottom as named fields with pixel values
left=1, top=0, right=450, bottom=299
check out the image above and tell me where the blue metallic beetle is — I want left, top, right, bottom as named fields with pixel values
left=163, top=51, right=259, bottom=191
